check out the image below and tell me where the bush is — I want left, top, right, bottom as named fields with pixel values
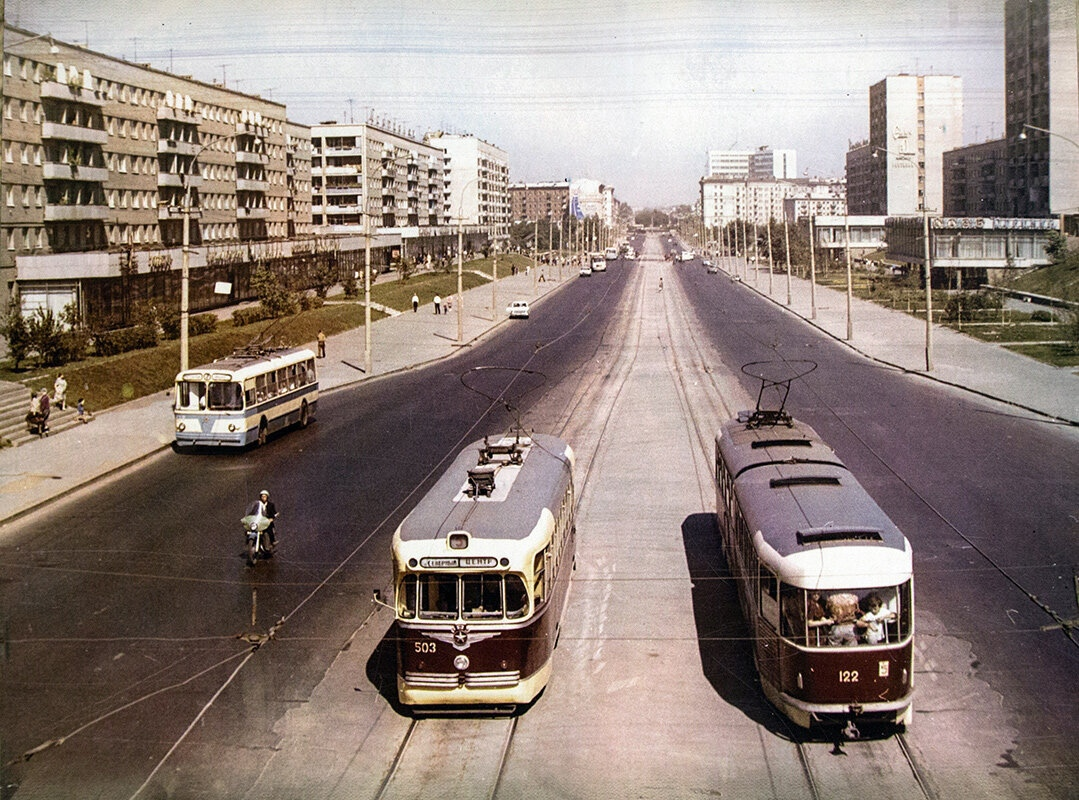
left=942, top=291, right=1002, bottom=322
left=1030, top=309, right=1054, bottom=322
left=299, top=294, right=324, bottom=311
left=161, top=312, right=218, bottom=339
left=232, top=305, right=273, bottom=327
left=94, top=324, right=158, bottom=356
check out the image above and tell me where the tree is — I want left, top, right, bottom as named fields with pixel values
left=1044, top=230, right=1068, bottom=263
left=0, top=302, right=30, bottom=369
left=26, top=307, right=66, bottom=367
left=251, top=265, right=297, bottom=318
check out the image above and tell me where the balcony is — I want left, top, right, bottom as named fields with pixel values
left=41, top=121, right=108, bottom=145
left=40, top=80, right=107, bottom=107
left=157, top=105, right=200, bottom=125
left=237, top=206, right=270, bottom=219
left=43, top=162, right=109, bottom=182
left=236, top=121, right=269, bottom=138
left=236, top=178, right=269, bottom=193
left=157, top=173, right=203, bottom=189
left=45, top=203, right=110, bottom=221
left=236, top=150, right=270, bottom=166
left=158, top=138, right=201, bottom=157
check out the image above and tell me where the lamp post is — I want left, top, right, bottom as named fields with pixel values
left=808, top=215, right=817, bottom=319
left=873, top=146, right=933, bottom=369
left=844, top=215, right=853, bottom=341
left=784, top=217, right=792, bottom=306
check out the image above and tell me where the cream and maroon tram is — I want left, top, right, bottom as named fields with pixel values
left=715, top=410, right=914, bottom=732
left=391, top=433, right=576, bottom=709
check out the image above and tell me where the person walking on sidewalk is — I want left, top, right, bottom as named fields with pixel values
left=53, top=373, right=67, bottom=410
left=412, top=293, right=419, bottom=312
left=317, top=330, right=326, bottom=358
left=434, top=295, right=442, bottom=315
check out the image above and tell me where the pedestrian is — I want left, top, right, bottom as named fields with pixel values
left=76, top=397, right=93, bottom=423
left=412, top=293, right=419, bottom=312
left=434, top=295, right=442, bottom=315
left=53, top=373, right=67, bottom=410
left=659, top=276, right=664, bottom=291
left=38, top=388, right=50, bottom=432
left=317, top=330, right=326, bottom=358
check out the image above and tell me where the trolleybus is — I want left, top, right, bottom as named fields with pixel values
left=391, top=432, right=576, bottom=710
left=715, top=406, right=913, bottom=733
left=173, top=346, right=318, bottom=448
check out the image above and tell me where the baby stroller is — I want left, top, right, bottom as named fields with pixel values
left=26, top=408, right=49, bottom=436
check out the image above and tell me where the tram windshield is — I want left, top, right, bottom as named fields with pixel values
left=398, top=573, right=529, bottom=621
left=780, top=582, right=912, bottom=647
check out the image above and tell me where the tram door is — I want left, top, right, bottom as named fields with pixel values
left=756, top=566, right=782, bottom=687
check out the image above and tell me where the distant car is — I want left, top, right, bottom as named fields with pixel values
left=579, top=264, right=593, bottom=277
left=507, top=300, right=530, bottom=319
left=591, top=258, right=606, bottom=272
left=707, top=263, right=718, bottom=274
left=702, top=258, right=713, bottom=268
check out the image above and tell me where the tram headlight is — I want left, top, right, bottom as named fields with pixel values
left=176, top=422, right=186, bottom=432
left=228, top=423, right=237, bottom=432
left=453, top=655, right=469, bottom=671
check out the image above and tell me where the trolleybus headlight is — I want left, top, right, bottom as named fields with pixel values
left=454, top=655, right=469, bottom=671
left=228, top=423, right=237, bottom=432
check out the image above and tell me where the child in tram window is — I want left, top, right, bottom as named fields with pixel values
left=857, top=592, right=897, bottom=645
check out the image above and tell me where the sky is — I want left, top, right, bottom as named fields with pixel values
left=6, top=0, right=1006, bottom=208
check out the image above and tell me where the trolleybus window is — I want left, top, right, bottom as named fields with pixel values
left=176, top=380, right=206, bottom=411
left=207, top=381, right=243, bottom=410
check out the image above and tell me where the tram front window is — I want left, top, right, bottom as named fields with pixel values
left=419, top=574, right=458, bottom=619
left=781, top=583, right=911, bottom=647
left=398, top=573, right=531, bottom=621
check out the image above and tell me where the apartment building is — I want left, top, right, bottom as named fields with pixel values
left=699, top=177, right=838, bottom=228
left=2, top=24, right=310, bottom=317
left=1005, top=0, right=1079, bottom=222
left=846, top=74, right=964, bottom=216
left=706, top=146, right=797, bottom=180
left=426, top=132, right=510, bottom=235
left=310, top=121, right=447, bottom=234
left=509, top=181, right=570, bottom=222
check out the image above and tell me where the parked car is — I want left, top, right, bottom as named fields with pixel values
left=507, top=300, right=530, bottom=319
left=707, top=263, right=719, bottom=274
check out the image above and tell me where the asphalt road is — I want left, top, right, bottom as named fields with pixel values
left=1, top=233, right=1077, bottom=799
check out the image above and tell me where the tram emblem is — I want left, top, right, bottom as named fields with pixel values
left=424, top=626, right=498, bottom=651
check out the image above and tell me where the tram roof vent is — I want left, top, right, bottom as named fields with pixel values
left=752, top=438, right=812, bottom=449
left=770, top=476, right=841, bottom=488
left=796, top=527, right=883, bottom=545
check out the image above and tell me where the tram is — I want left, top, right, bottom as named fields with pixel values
left=391, top=432, right=576, bottom=710
left=715, top=405, right=914, bottom=732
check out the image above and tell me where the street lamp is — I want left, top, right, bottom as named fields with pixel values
left=873, top=146, right=933, bottom=370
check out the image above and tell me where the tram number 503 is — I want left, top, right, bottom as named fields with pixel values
left=415, top=641, right=437, bottom=654
left=839, top=670, right=859, bottom=683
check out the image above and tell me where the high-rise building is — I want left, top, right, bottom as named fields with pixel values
left=847, top=74, right=964, bottom=216
left=310, top=121, right=447, bottom=233
left=1006, top=0, right=1079, bottom=221
left=425, top=132, right=510, bottom=235
left=707, top=146, right=797, bottom=180
left=2, top=24, right=311, bottom=316
left=509, top=181, right=570, bottom=222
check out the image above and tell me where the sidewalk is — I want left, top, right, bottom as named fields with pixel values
left=1, top=258, right=1076, bottom=527
left=728, top=262, right=1079, bottom=426
left=0, top=267, right=562, bottom=526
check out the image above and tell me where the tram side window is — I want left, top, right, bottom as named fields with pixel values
left=398, top=574, right=418, bottom=619
left=463, top=573, right=503, bottom=619
left=418, top=574, right=458, bottom=619
left=505, top=575, right=529, bottom=619
left=207, top=381, right=243, bottom=410
left=759, top=566, right=779, bottom=629
left=533, top=550, right=546, bottom=603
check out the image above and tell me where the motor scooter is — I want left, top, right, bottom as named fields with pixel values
left=240, top=513, right=275, bottom=566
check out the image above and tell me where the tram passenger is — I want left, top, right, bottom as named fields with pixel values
left=805, top=591, right=834, bottom=646
left=857, top=593, right=897, bottom=645
left=825, top=593, right=860, bottom=646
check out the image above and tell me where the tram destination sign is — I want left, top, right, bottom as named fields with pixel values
left=419, top=556, right=499, bottom=569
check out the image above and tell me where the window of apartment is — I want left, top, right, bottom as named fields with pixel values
left=22, top=187, right=30, bottom=207
left=6, top=187, right=15, bottom=207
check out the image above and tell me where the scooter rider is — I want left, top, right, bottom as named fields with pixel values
left=246, top=489, right=278, bottom=552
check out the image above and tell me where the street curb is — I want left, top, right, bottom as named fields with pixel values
left=732, top=267, right=1079, bottom=428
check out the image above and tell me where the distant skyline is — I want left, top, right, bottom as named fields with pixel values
left=6, top=0, right=1006, bottom=208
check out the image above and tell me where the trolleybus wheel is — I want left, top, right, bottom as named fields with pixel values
left=257, top=420, right=268, bottom=447
left=299, top=400, right=309, bottom=428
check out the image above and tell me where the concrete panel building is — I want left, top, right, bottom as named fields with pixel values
left=509, top=181, right=570, bottom=222
left=426, top=132, right=510, bottom=236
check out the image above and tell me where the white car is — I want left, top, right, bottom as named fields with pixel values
left=579, top=264, right=593, bottom=277
left=507, top=300, right=530, bottom=319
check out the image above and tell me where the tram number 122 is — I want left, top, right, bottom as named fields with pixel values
left=839, top=670, right=859, bottom=683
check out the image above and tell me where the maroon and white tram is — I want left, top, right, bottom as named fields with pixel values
left=715, top=411, right=914, bottom=731
left=391, top=433, right=576, bottom=709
